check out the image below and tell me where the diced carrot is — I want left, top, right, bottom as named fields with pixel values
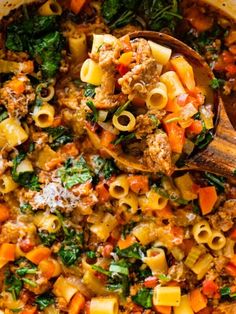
left=144, top=276, right=158, bottom=288
left=20, top=306, right=37, bottom=314
left=230, top=227, right=236, bottom=241
left=230, top=254, right=236, bottom=267
left=187, top=120, right=203, bottom=135
left=8, top=79, right=25, bottom=95
left=0, top=243, right=15, bottom=261
left=52, top=115, right=62, bottom=127
left=154, top=305, right=171, bottom=314
left=198, top=186, right=217, bottom=215
left=163, top=113, right=185, bottom=154
left=225, top=263, right=236, bottom=277
left=165, top=98, right=181, bottom=113
left=185, top=7, right=213, bottom=32
left=70, top=0, right=86, bottom=14
left=119, top=52, right=133, bottom=66
left=171, top=56, right=196, bottom=92
left=189, top=289, right=207, bottom=312
left=226, top=64, right=236, bottom=75
left=26, top=246, right=51, bottom=265
left=96, top=182, right=110, bottom=203
left=155, top=204, right=173, bottom=218
left=127, top=175, right=149, bottom=194
left=202, top=280, right=219, bottom=298
left=69, top=292, right=86, bottom=314
left=100, top=129, right=117, bottom=150
left=0, top=203, right=10, bottom=222
left=117, top=235, right=136, bottom=250
left=222, top=51, right=235, bottom=64
left=171, top=226, right=184, bottom=245
left=38, top=258, right=61, bottom=279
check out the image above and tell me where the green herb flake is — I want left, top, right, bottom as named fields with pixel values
left=210, top=78, right=225, bottom=89
left=132, top=288, right=153, bottom=309
left=35, top=293, right=55, bottom=310
left=113, top=132, right=135, bottom=145
left=4, top=271, right=23, bottom=300
left=84, top=84, right=96, bottom=98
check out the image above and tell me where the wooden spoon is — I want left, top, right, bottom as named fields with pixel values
left=86, top=31, right=236, bottom=178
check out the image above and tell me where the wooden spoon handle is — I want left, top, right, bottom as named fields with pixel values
left=189, top=101, right=236, bottom=177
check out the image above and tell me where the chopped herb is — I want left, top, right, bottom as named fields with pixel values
left=84, top=84, right=96, bottom=98
left=194, top=129, right=214, bottom=150
left=148, top=114, right=160, bottom=127
left=58, top=244, right=81, bottom=266
left=155, top=187, right=188, bottom=205
left=16, top=267, right=37, bottom=276
left=204, top=172, right=225, bottom=193
left=192, top=201, right=200, bottom=214
left=22, top=277, right=37, bottom=287
left=113, top=132, right=135, bottom=145
left=12, top=153, right=40, bottom=191
left=103, top=159, right=118, bottom=179
left=233, top=169, right=236, bottom=177
left=109, top=262, right=129, bottom=276
left=132, top=288, right=153, bottom=309
left=0, top=109, right=8, bottom=122
left=58, top=157, right=93, bottom=189
left=45, top=126, right=73, bottom=149
left=114, top=100, right=131, bottom=116
left=210, top=78, right=225, bottom=89
left=137, top=267, right=152, bottom=280
left=86, top=251, right=97, bottom=259
left=38, top=231, right=57, bottom=247
left=92, top=265, right=111, bottom=276
left=220, top=286, right=231, bottom=298
left=158, top=273, right=171, bottom=282
left=20, top=203, right=33, bottom=214
left=4, top=271, right=23, bottom=300
left=116, top=243, right=145, bottom=259
left=35, top=293, right=55, bottom=310
left=86, top=100, right=98, bottom=123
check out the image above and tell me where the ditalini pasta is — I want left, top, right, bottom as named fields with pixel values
left=0, top=2, right=234, bottom=313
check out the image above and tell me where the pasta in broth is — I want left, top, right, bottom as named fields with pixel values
left=0, top=0, right=235, bottom=313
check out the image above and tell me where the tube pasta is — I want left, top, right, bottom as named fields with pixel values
left=207, top=230, right=226, bottom=250
left=36, top=83, right=55, bottom=102
left=0, top=117, right=28, bottom=147
left=138, top=189, right=168, bottom=211
left=112, top=111, right=136, bottom=132
left=69, top=33, right=87, bottom=62
left=109, top=175, right=129, bottom=199
left=192, top=221, right=212, bottom=244
left=33, top=212, right=61, bottom=233
left=83, top=270, right=107, bottom=295
left=223, top=239, right=236, bottom=258
left=184, top=246, right=203, bottom=269
left=0, top=173, right=18, bottom=194
left=91, top=34, right=117, bottom=55
left=90, top=213, right=117, bottom=241
left=192, top=253, right=213, bottom=280
left=38, top=0, right=62, bottom=16
left=143, top=248, right=168, bottom=275
left=36, top=145, right=59, bottom=170
left=80, top=59, right=103, bottom=86
left=174, top=295, right=194, bottom=314
left=146, top=82, right=168, bottom=110
left=33, top=103, right=55, bottom=128
left=160, top=71, right=185, bottom=100
left=53, top=276, right=78, bottom=303
left=118, top=192, right=138, bottom=215
left=148, top=41, right=172, bottom=65
left=16, top=158, right=33, bottom=174
left=153, top=286, right=181, bottom=307
left=90, top=296, right=119, bottom=314
left=132, top=222, right=158, bottom=245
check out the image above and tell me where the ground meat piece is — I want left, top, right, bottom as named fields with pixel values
left=143, top=131, right=172, bottom=174
left=213, top=303, right=236, bottom=314
left=61, top=103, right=87, bottom=137
left=118, top=58, right=159, bottom=100
left=0, top=74, right=35, bottom=118
left=56, top=79, right=83, bottom=110
left=135, top=114, right=161, bottom=139
left=208, top=199, right=236, bottom=232
left=131, top=38, right=152, bottom=62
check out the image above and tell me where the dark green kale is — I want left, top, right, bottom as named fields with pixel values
left=113, top=132, right=135, bottom=145
left=12, top=153, right=40, bottom=191
left=84, top=84, right=96, bottom=98
left=132, top=288, right=153, bottom=309
left=6, top=16, right=63, bottom=78
left=58, top=244, right=81, bottom=266
left=194, top=128, right=214, bottom=150
left=86, top=100, right=98, bottom=123
left=92, top=156, right=118, bottom=179
left=4, top=270, right=23, bottom=300
left=45, top=126, right=73, bottom=149
left=116, top=243, right=145, bottom=259
left=38, top=231, right=57, bottom=247
left=0, top=107, right=8, bottom=122
left=19, top=203, right=33, bottom=214
left=35, top=293, right=55, bottom=310
left=58, top=157, right=93, bottom=189
left=210, top=78, right=225, bottom=89
left=204, top=172, right=225, bottom=193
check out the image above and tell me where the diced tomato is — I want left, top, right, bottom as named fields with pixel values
left=226, top=64, right=236, bottom=75
left=202, top=280, right=219, bottom=298
left=116, top=64, right=129, bottom=76
left=144, top=276, right=158, bottom=288
left=222, top=51, right=235, bottom=64
left=96, top=182, right=110, bottom=203
left=187, top=120, right=203, bottom=135
left=102, top=244, right=114, bottom=258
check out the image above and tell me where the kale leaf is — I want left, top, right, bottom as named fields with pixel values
left=38, top=231, right=57, bottom=247
left=84, top=84, right=96, bottom=98
left=58, top=157, right=93, bottom=189
left=116, top=243, right=145, bottom=259
left=35, top=293, right=55, bottom=310
left=58, top=244, right=81, bottom=266
left=210, top=78, right=225, bottom=89
left=86, top=100, right=98, bottom=123
left=4, top=270, right=23, bottom=300
left=204, top=172, right=225, bottom=193
left=92, top=156, right=118, bottom=179
left=45, top=126, right=73, bottom=149
left=12, top=153, right=40, bottom=191
left=132, top=288, right=153, bottom=309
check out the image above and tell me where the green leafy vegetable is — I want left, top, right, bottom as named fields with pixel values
left=210, top=78, right=225, bottom=89
left=86, top=251, right=97, bottom=259
left=12, top=153, right=40, bottom=191
left=4, top=271, right=23, bottom=300
left=155, top=187, right=188, bottom=205
left=20, top=203, right=33, bottom=214
left=16, top=267, right=37, bottom=277
left=114, top=100, right=131, bottom=116
left=84, top=84, right=96, bottom=98
left=194, top=128, right=214, bottom=150
left=92, top=156, right=118, bottom=179
left=38, top=231, right=57, bottom=247
left=86, top=100, right=98, bottom=123
left=58, top=157, right=93, bottom=189
left=113, top=132, right=135, bottom=145
left=22, top=277, right=37, bottom=287
left=58, top=244, right=81, bottom=266
left=204, top=172, right=225, bottom=193
left=116, top=243, right=145, bottom=259
left=35, top=293, right=55, bottom=310
left=92, top=265, right=111, bottom=276
left=220, top=286, right=231, bottom=298
left=109, top=261, right=129, bottom=276
left=0, top=108, right=8, bottom=122
left=132, top=288, right=153, bottom=309
left=45, top=126, right=73, bottom=149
